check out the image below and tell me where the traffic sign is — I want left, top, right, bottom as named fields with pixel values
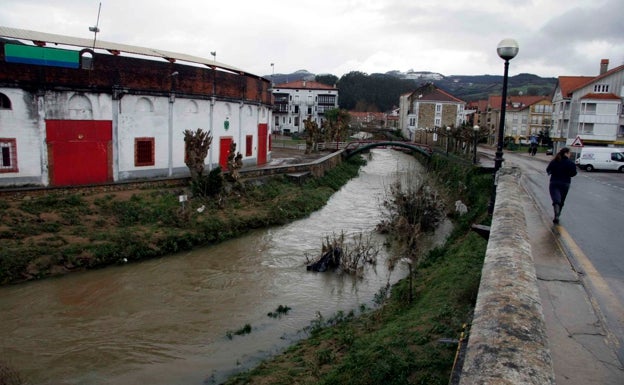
left=570, top=135, right=584, bottom=147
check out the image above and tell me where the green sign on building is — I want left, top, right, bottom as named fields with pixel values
left=5, top=44, right=80, bottom=69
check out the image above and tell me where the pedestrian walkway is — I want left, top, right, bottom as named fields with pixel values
left=482, top=147, right=623, bottom=384
left=525, top=195, right=622, bottom=384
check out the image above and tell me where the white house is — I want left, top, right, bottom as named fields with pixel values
left=551, top=59, right=624, bottom=150
left=271, top=80, right=339, bottom=134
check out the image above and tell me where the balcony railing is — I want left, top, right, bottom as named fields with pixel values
left=273, top=105, right=289, bottom=113
left=317, top=105, right=335, bottom=114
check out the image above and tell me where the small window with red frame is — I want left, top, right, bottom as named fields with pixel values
left=135, top=137, right=155, bottom=166
left=245, top=135, right=253, bottom=157
left=0, top=138, right=18, bottom=173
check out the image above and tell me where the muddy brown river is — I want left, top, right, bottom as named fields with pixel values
left=0, top=149, right=450, bottom=384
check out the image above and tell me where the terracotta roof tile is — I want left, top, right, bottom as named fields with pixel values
left=488, top=95, right=548, bottom=110
left=408, top=85, right=464, bottom=103
left=580, top=93, right=621, bottom=100
left=558, top=76, right=594, bottom=97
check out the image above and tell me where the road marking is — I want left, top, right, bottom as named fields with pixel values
left=555, top=225, right=624, bottom=360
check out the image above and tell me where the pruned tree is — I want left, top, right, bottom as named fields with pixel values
left=323, top=108, right=351, bottom=144
left=227, top=141, right=243, bottom=181
left=304, top=116, right=321, bottom=154
left=183, top=128, right=212, bottom=179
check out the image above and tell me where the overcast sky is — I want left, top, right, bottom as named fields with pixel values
left=1, top=0, right=623, bottom=79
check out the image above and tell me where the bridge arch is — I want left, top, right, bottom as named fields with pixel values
left=343, top=141, right=432, bottom=159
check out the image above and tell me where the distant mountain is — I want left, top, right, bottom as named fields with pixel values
left=265, top=70, right=558, bottom=110
left=435, top=73, right=557, bottom=101
left=268, top=69, right=315, bottom=85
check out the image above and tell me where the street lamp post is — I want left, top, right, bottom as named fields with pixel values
left=473, top=125, right=480, bottom=164
left=446, top=126, right=451, bottom=155
left=490, top=38, right=519, bottom=214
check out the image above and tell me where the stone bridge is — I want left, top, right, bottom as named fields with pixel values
left=343, top=140, right=432, bottom=159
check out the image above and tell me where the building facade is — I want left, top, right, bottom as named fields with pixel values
left=399, top=84, right=466, bottom=141
left=0, top=27, right=272, bottom=187
left=551, top=59, right=624, bottom=150
left=483, top=95, right=552, bottom=144
left=271, top=80, right=338, bottom=134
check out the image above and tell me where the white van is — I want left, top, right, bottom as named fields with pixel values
left=575, top=147, right=624, bottom=172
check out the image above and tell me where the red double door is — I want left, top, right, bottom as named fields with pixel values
left=218, top=124, right=268, bottom=169
left=46, top=120, right=112, bottom=186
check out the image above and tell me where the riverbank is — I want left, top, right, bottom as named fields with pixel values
left=0, top=156, right=366, bottom=285
left=221, top=155, right=493, bottom=384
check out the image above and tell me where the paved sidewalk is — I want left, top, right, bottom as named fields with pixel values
left=525, top=196, right=622, bottom=384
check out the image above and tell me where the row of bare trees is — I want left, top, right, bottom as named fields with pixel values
left=304, top=108, right=351, bottom=154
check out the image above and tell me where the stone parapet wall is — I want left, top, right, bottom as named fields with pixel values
left=240, top=151, right=343, bottom=179
left=460, top=166, right=555, bottom=384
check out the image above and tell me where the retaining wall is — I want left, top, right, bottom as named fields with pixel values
left=459, top=166, right=555, bottom=384
left=240, top=150, right=343, bottom=179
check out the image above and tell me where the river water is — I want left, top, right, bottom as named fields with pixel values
left=0, top=149, right=446, bottom=385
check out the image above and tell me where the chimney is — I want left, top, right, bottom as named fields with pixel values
left=600, top=59, right=609, bottom=75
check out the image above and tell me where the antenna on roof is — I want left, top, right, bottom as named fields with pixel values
left=89, top=2, right=102, bottom=51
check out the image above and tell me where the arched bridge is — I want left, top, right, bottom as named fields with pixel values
left=343, top=141, right=433, bottom=159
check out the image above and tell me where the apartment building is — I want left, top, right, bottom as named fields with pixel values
left=551, top=59, right=624, bottom=150
left=398, top=83, right=465, bottom=141
left=271, top=80, right=339, bottom=134
left=483, top=95, right=551, bottom=144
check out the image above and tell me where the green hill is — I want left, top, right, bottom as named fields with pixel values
left=266, top=70, right=558, bottom=111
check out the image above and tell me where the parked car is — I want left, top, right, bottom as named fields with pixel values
left=546, top=148, right=554, bottom=155
left=575, top=147, right=624, bottom=172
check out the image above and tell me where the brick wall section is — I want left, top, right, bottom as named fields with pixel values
left=0, top=42, right=270, bottom=104
left=459, top=166, right=555, bottom=384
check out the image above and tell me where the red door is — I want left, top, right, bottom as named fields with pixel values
left=219, top=137, right=233, bottom=170
left=46, top=120, right=112, bottom=186
left=257, top=123, right=268, bottom=165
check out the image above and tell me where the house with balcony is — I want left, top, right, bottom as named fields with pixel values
left=398, top=83, right=465, bottom=141
left=271, top=80, right=338, bottom=134
left=484, top=95, right=551, bottom=144
left=551, top=59, right=624, bottom=151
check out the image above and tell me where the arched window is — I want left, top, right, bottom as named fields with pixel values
left=68, top=94, right=93, bottom=119
left=136, top=97, right=154, bottom=113
left=0, top=93, right=11, bottom=109
left=186, top=100, right=199, bottom=114
left=80, top=49, right=95, bottom=70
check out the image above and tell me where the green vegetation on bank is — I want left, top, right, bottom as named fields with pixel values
left=0, top=157, right=366, bottom=285
left=222, top=154, right=492, bottom=385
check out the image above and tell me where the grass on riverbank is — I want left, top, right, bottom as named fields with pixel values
left=0, top=157, right=366, bottom=285
left=221, top=155, right=492, bottom=385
